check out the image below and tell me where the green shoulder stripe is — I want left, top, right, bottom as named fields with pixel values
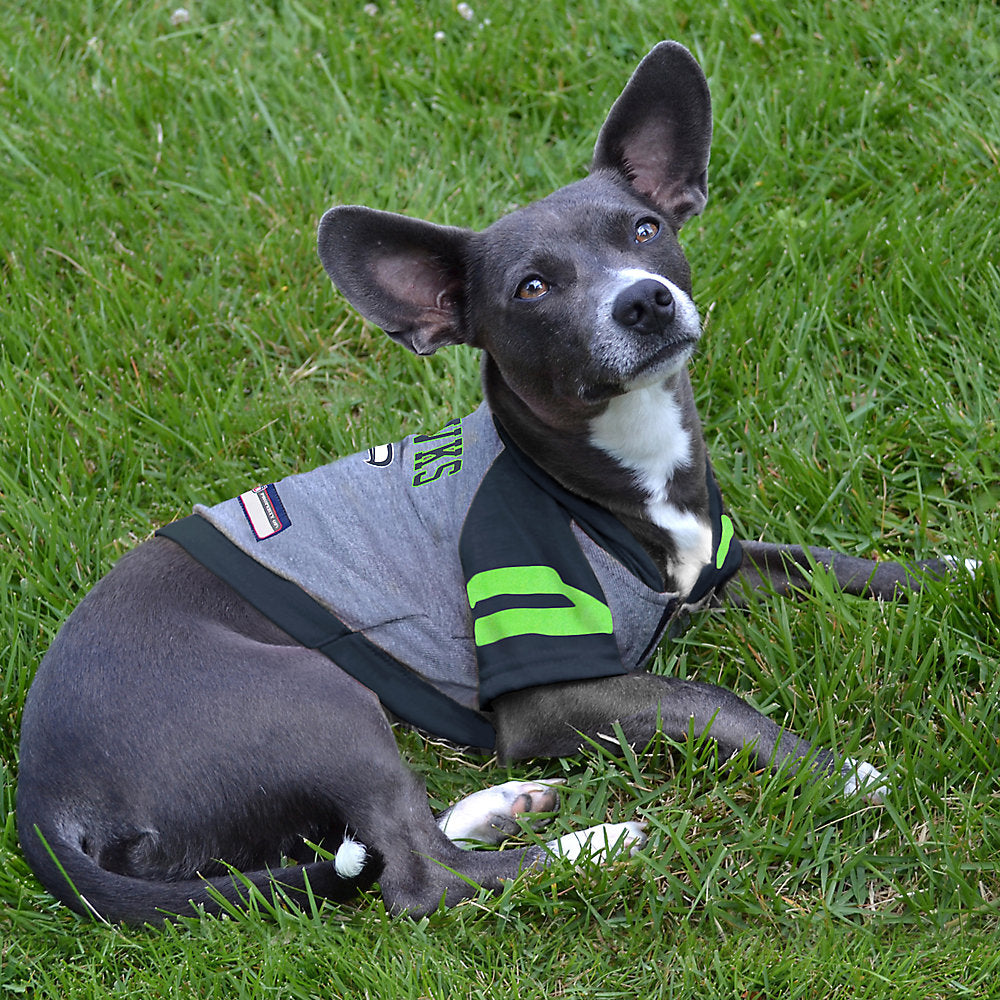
left=716, top=514, right=736, bottom=571
left=466, top=565, right=613, bottom=647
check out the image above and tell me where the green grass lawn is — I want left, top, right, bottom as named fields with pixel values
left=2, top=0, right=998, bottom=996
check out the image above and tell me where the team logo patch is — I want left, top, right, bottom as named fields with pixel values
left=238, top=484, right=291, bottom=541
left=365, top=443, right=394, bottom=467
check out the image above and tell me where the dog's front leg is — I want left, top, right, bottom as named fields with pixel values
left=735, top=540, right=960, bottom=602
left=490, top=673, right=881, bottom=797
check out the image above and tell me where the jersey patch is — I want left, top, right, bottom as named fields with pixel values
left=365, top=443, right=394, bottom=467
left=238, top=484, right=291, bottom=540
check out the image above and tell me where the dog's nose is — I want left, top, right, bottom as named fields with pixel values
left=612, top=279, right=675, bottom=334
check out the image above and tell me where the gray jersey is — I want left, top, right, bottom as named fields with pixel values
left=195, top=403, right=682, bottom=704
left=160, top=403, right=741, bottom=745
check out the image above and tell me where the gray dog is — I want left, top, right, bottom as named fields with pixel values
left=17, top=42, right=954, bottom=924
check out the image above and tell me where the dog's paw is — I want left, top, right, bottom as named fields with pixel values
left=943, top=556, right=981, bottom=577
left=841, top=757, right=890, bottom=803
left=545, top=821, right=648, bottom=864
left=437, top=779, right=564, bottom=845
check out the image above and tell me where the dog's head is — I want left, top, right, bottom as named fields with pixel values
left=318, top=41, right=711, bottom=430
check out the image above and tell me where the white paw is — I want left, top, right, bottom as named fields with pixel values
left=333, top=837, right=368, bottom=878
left=437, top=779, right=564, bottom=845
left=546, top=821, right=647, bottom=864
left=842, top=757, right=890, bottom=803
left=943, top=556, right=981, bottom=577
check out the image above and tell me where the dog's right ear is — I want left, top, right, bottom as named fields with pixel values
left=317, top=206, right=472, bottom=355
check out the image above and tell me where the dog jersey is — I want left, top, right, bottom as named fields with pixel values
left=157, top=403, right=742, bottom=748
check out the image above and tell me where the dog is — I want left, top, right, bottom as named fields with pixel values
left=16, top=41, right=956, bottom=925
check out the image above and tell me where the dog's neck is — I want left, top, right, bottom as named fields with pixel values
left=483, top=359, right=713, bottom=594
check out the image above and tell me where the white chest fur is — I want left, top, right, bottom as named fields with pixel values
left=589, top=383, right=713, bottom=595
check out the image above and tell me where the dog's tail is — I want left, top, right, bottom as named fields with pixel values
left=18, top=814, right=379, bottom=925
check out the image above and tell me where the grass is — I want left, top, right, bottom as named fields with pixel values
left=1, top=0, right=998, bottom=995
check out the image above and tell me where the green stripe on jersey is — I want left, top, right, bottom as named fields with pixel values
left=466, top=565, right=613, bottom=647
left=716, top=514, right=736, bottom=570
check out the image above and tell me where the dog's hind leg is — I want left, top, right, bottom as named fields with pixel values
left=18, top=540, right=561, bottom=921
left=435, top=779, right=647, bottom=865
left=435, top=780, right=563, bottom=845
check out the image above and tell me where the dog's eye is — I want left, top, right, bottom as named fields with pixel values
left=516, top=276, right=550, bottom=300
left=635, top=219, right=660, bottom=243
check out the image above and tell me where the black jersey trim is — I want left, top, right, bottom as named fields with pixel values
left=493, top=419, right=665, bottom=592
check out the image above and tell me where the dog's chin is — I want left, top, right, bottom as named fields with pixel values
left=577, top=337, right=697, bottom=403
left=620, top=337, right=697, bottom=390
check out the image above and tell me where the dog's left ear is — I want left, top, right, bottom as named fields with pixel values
left=592, top=41, right=712, bottom=229
left=317, top=206, right=472, bottom=355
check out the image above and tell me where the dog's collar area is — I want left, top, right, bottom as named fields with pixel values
left=685, top=461, right=742, bottom=605
left=492, top=417, right=665, bottom=592
left=493, top=416, right=742, bottom=605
